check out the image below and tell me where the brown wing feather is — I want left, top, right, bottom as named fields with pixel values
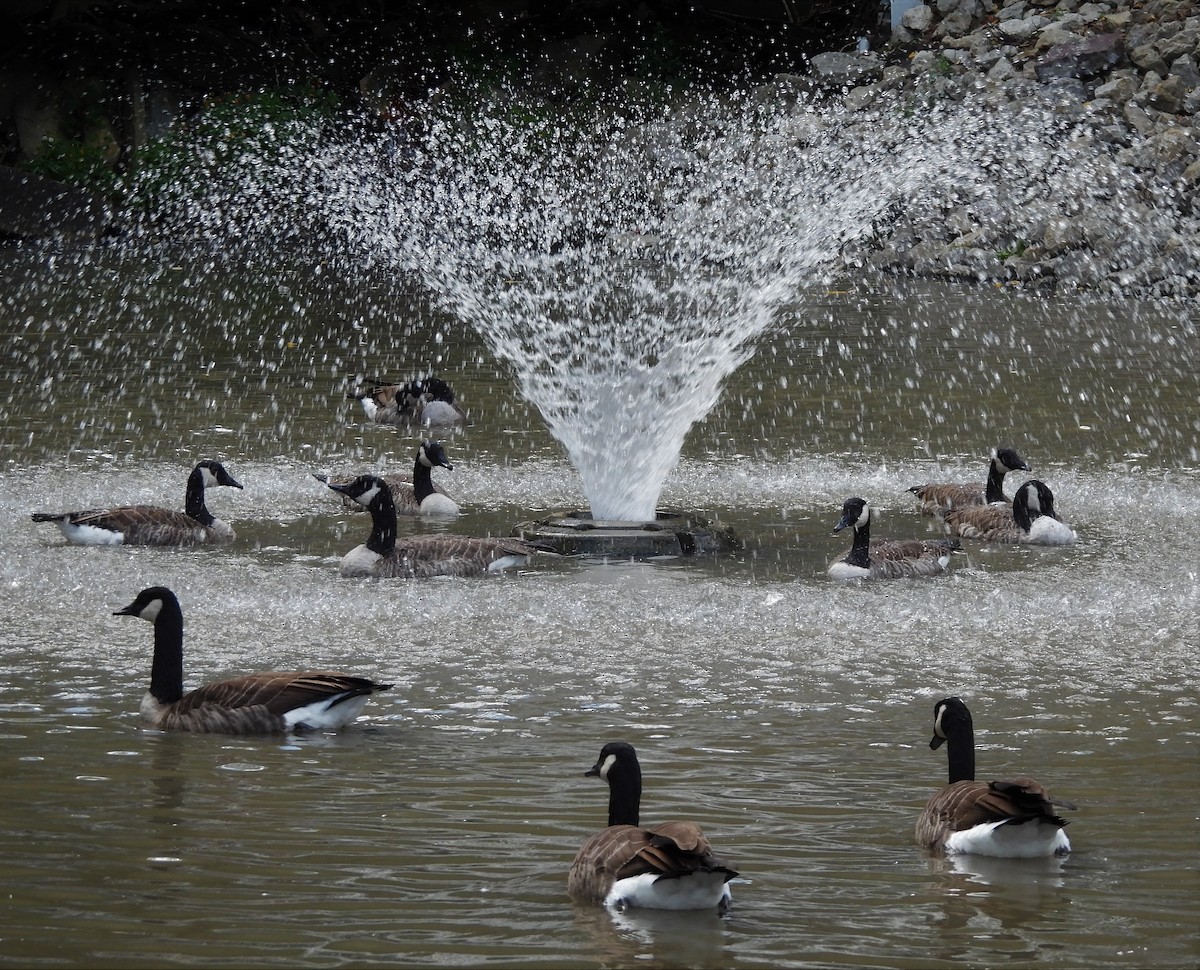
left=388, top=535, right=539, bottom=578
left=148, top=673, right=390, bottom=734
left=173, top=672, right=389, bottom=718
left=939, top=503, right=1021, bottom=541
left=567, top=822, right=737, bottom=902
left=864, top=538, right=958, bottom=578
left=63, top=506, right=215, bottom=545
left=917, top=778, right=1073, bottom=849
left=909, top=482, right=987, bottom=513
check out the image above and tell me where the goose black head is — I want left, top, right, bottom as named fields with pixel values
left=833, top=497, right=870, bottom=534
left=931, top=696, right=972, bottom=750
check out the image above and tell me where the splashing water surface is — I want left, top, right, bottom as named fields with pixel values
left=280, top=89, right=1083, bottom=518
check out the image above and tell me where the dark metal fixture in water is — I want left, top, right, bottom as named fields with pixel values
left=512, top=509, right=740, bottom=558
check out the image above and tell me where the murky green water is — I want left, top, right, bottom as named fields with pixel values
left=1, top=248, right=1197, bottom=968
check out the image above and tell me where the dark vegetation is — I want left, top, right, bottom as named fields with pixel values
left=3, top=1, right=880, bottom=188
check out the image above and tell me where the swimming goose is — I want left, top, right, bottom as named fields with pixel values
left=316, top=440, right=460, bottom=516
left=567, top=741, right=738, bottom=913
left=114, top=586, right=392, bottom=734
left=917, top=696, right=1075, bottom=858
left=348, top=376, right=467, bottom=428
left=31, top=460, right=243, bottom=546
left=908, top=447, right=1031, bottom=514
left=829, top=497, right=960, bottom=580
left=938, top=479, right=1077, bottom=545
left=325, top=474, right=548, bottom=578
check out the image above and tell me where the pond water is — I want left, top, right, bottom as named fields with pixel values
left=0, top=247, right=1197, bottom=969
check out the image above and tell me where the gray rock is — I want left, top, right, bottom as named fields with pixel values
left=1157, top=26, right=1200, bottom=64
left=1146, top=74, right=1187, bottom=113
left=902, top=4, right=936, bottom=31
left=999, top=17, right=1047, bottom=41
left=1034, top=32, right=1124, bottom=82
left=808, top=52, right=885, bottom=88
left=1168, top=55, right=1200, bottom=89
left=1094, top=72, right=1140, bottom=103
left=1130, top=43, right=1170, bottom=76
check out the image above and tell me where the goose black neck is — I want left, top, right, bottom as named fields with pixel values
left=607, top=761, right=643, bottom=827
left=845, top=519, right=872, bottom=569
left=366, top=486, right=397, bottom=555
left=148, top=599, right=186, bottom=705
left=412, top=453, right=435, bottom=503
left=184, top=467, right=215, bottom=526
left=985, top=461, right=1007, bottom=503
left=945, top=719, right=976, bottom=783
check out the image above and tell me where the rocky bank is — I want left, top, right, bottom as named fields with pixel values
left=3, top=0, right=1197, bottom=300
left=804, top=0, right=1198, bottom=298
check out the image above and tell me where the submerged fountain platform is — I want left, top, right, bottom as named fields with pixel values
left=512, top=509, right=740, bottom=559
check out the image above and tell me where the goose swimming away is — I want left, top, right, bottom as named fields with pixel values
left=316, top=440, right=460, bottom=516
left=938, top=479, right=1077, bottom=545
left=31, top=460, right=243, bottom=546
left=325, top=474, right=550, bottom=578
left=829, top=497, right=960, bottom=580
left=113, top=586, right=393, bottom=734
left=567, top=741, right=738, bottom=913
left=908, top=446, right=1031, bottom=514
left=348, top=376, right=467, bottom=428
left=916, top=696, right=1076, bottom=858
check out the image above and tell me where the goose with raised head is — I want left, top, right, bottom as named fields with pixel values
left=348, top=376, right=467, bottom=428
left=917, top=696, right=1076, bottom=858
left=567, top=741, right=738, bottom=913
left=32, top=460, right=243, bottom=546
left=938, top=479, right=1077, bottom=545
left=114, top=586, right=392, bottom=734
left=829, top=497, right=960, bottom=580
left=908, top=446, right=1031, bottom=514
left=316, top=440, right=460, bottom=516
left=326, top=474, right=548, bottom=578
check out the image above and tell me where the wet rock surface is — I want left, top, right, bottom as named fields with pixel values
left=827, top=0, right=1198, bottom=297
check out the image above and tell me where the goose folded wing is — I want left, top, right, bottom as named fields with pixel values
left=873, top=539, right=946, bottom=561
left=933, top=778, right=1073, bottom=832
left=988, top=776, right=1078, bottom=815
left=614, top=822, right=734, bottom=881
left=173, top=672, right=385, bottom=717
left=909, top=482, right=985, bottom=509
left=941, top=503, right=1014, bottom=531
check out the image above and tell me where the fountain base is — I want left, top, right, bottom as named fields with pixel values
left=512, top=509, right=740, bottom=559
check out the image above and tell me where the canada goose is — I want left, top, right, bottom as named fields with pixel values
left=348, top=376, right=467, bottom=428
left=938, top=479, right=1077, bottom=545
left=31, top=460, right=243, bottom=546
left=567, top=741, right=738, bottom=913
left=917, top=696, right=1076, bottom=858
left=113, top=586, right=392, bottom=734
left=325, top=474, right=549, bottom=578
left=829, top=497, right=960, bottom=580
left=908, top=447, right=1031, bottom=514
left=316, top=440, right=460, bottom=516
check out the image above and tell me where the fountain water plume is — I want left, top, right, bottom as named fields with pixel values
left=130, top=82, right=1127, bottom=521
left=322, top=92, right=951, bottom=520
